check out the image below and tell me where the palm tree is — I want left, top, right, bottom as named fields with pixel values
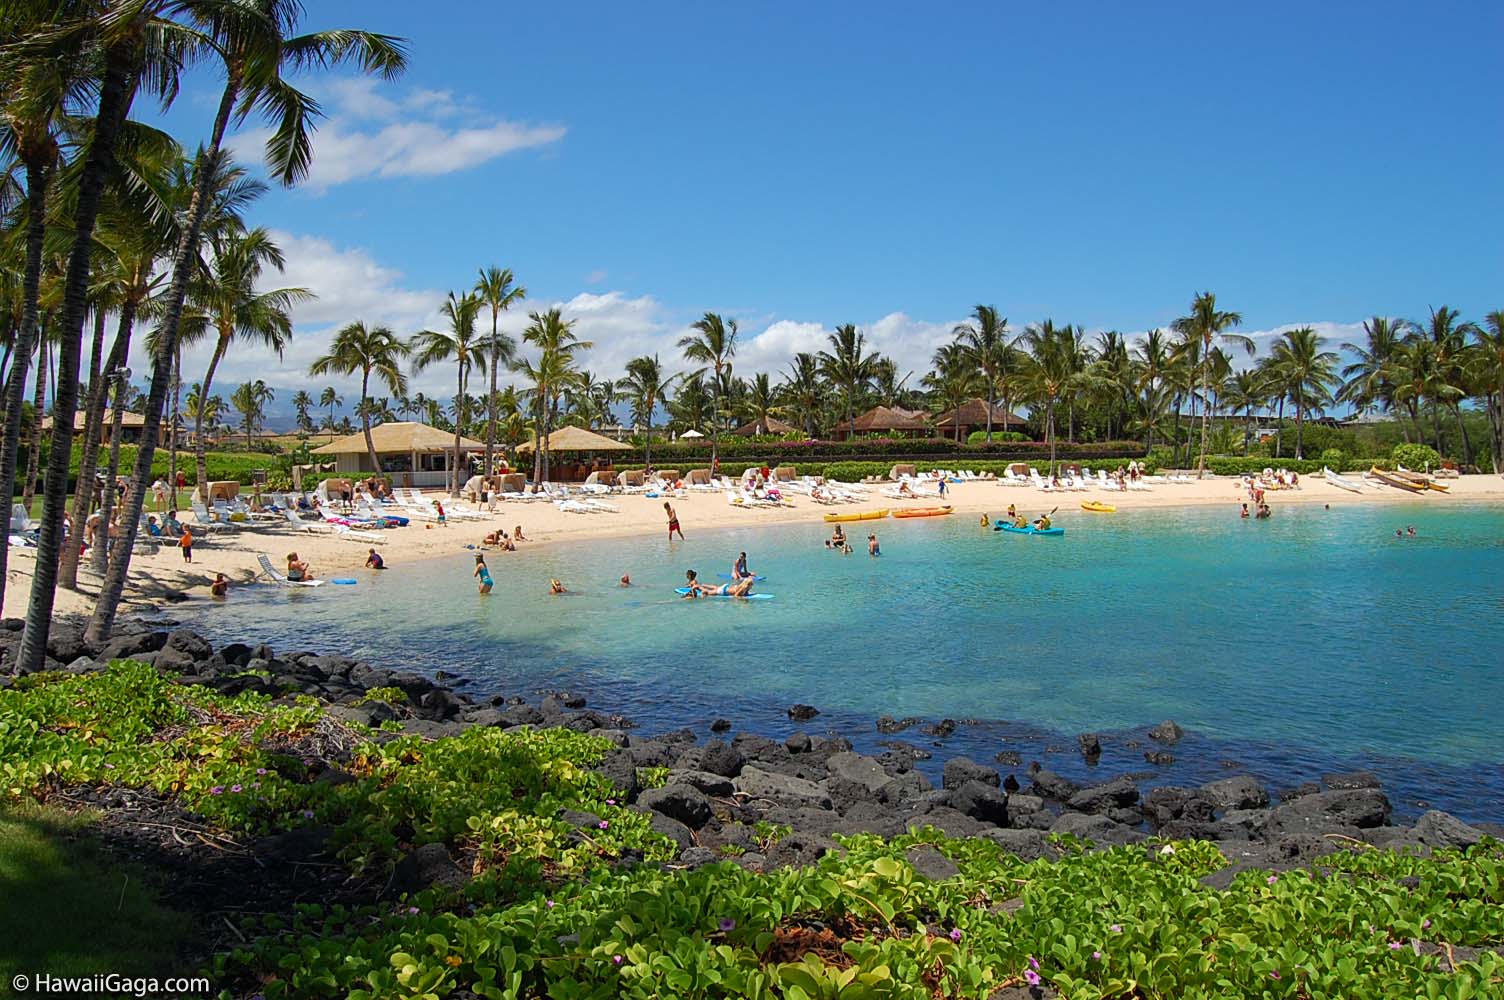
left=89, top=2, right=408, bottom=650
left=1170, top=292, right=1250, bottom=476
left=1019, top=320, right=1099, bottom=474
left=952, top=305, right=1010, bottom=441
left=183, top=226, right=310, bottom=491
left=780, top=352, right=825, bottom=438
left=924, top=343, right=981, bottom=442
left=818, top=323, right=877, bottom=438
left=515, top=307, right=589, bottom=484
left=319, top=385, right=342, bottom=429
left=1472, top=311, right=1504, bottom=472
left=617, top=354, right=677, bottom=469
left=739, top=372, right=782, bottom=435
left=309, top=320, right=409, bottom=474
left=184, top=384, right=225, bottom=435
left=1221, top=369, right=1268, bottom=456
left=666, top=373, right=712, bottom=436
left=1415, top=306, right=1481, bottom=465
left=291, top=389, right=313, bottom=431
left=1264, top=327, right=1337, bottom=459
left=410, top=292, right=485, bottom=496
left=1132, top=329, right=1173, bottom=454
left=678, top=312, right=737, bottom=467
left=231, top=379, right=273, bottom=448
left=473, top=266, right=525, bottom=476
left=870, top=357, right=915, bottom=410
left=1338, top=316, right=1406, bottom=421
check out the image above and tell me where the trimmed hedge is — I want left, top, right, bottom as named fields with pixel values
left=638, top=438, right=1146, bottom=462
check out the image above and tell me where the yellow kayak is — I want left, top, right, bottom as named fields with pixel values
left=823, top=508, right=889, bottom=523
left=1080, top=501, right=1116, bottom=513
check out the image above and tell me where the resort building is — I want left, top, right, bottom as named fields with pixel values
left=731, top=416, right=798, bottom=437
left=311, top=421, right=484, bottom=487
left=41, top=409, right=150, bottom=445
left=933, top=398, right=1030, bottom=440
left=833, top=405, right=934, bottom=441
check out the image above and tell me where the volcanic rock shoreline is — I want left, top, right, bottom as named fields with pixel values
left=3, top=617, right=1499, bottom=884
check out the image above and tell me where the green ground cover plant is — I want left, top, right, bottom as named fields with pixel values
left=2, top=663, right=1500, bottom=999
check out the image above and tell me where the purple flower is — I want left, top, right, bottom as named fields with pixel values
left=598, top=820, right=609, bottom=830
left=720, top=918, right=736, bottom=933
left=1092, top=951, right=1102, bottom=960
left=1109, top=924, right=1122, bottom=934
left=103, top=762, right=115, bottom=770
left=230, top=784, right=243, bottom=793
left=1270, top=971, right=1281, bottom=980
left=1388, top=941, right=1403, bottom=951
left=612, top=954, right=624, bottom=966
left=1266, top=875, right=1278, bottom=884
left=545, top=899, right=555, bottom=909
left=256, top=768, right=267, bottom=775
left=606, top=798, right=617, bottom=805
left=210, top=786, right=225, bottom=795
left=407, top=906, right=419, bottom=915
left=302, top=809, right=314, bottom=819
left=1029, top=956, right=1040, bottom=971
left=1024, top=969, right=1041, bottom=987
left=1423, top=919, right=1432, bottom=929
left=948, top=928, right=962, bottom=942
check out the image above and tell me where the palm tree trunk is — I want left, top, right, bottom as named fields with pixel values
left=85, top=75, right=242, bottom=647
left=360, top=369, right=379, bottom=473
left=1295, top=392, right=1304, bottom=460
left=1047, top=401, right=1058, bottom=475
left=0, top=157, right=53, bottom=620
left=21, top=338, right=47, bottom=513
left=18, top=51, right=136, bottom=672
left=168, top=345, right=181, bottom=510
left=1452, top=405, right=1473, bottom=468
left=93, top=382, right=129, bottom=576
left=61, top=306, right=133, bottom=589
left=985, top=380, right=995, bottom=443
left=451, top=368, right=463, bottom=497
left=1196, top=352, right=1211, bottom=477
left=1430, top=403, right=1443, bottom=455
left=195, top=337, right=227, bottom=494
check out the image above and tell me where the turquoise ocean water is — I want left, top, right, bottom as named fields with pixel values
left=183, top=501, right=1504, bottom=823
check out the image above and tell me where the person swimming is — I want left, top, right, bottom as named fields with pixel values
left=473, top=553, right=493, bottom=594
left=1240, top=503, right=1250, bottom=518
left=619, top=574, right=632, bottom=586
left=549, top=578, right=568, bottom=594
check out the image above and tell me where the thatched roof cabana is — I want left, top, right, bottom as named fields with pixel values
left=516, top=425, right=631, bottom=453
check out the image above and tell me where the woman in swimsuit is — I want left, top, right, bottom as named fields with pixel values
left=473, top=553, right=493, bottom=594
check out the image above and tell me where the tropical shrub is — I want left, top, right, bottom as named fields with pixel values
left=1393, top=443, right=1442, bottom=470
left=966, top=430, right=1031, bottom=444
left=1318, top=448, right=1348, bottom=470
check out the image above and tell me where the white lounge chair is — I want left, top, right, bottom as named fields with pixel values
left=256, top=553, right=325, bottom=587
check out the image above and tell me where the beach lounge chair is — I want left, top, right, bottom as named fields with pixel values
left=256, top=553, right=326, bottom=587
left=11, top=503, right=34, bottom=533
left=191, top=501, right=235, bottom=529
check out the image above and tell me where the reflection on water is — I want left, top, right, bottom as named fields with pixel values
left=180, top=501, right=1504, bottom=822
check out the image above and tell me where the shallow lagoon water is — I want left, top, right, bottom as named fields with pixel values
left=183, top=501, right=1504, bottom=823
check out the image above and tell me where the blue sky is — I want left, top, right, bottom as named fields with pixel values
left=140, top=0, right=1503, bottom=412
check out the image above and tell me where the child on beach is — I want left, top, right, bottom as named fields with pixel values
left=210, top=573, right=228, bottom=598
left=473, top=554, right=493, bottom=594
left=365, top=548, right=385, bottom=570
left=514, top=525, right=526, bottom=541
left=664, top=502, right=684, bottom=540
left=179, top=526, right=193, bottom=563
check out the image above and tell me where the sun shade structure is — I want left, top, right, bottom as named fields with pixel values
left=311, top=421, right=484, bottom=476
left=934, top=398, right=1029, bottom=437
left=731, top=417, right=796, bottom=436
left=516, top=424, right=632, bottom=453
left=678, top=429, right=705, bottom=439
left=835, top=405, right=933, bottom=439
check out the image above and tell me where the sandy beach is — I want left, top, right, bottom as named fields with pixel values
left=9, top=471, right=1503, bottom=620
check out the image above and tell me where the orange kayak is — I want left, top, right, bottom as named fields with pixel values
left=892, top=506, right=953, bottom=518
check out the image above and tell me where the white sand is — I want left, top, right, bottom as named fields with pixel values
left=8, top=472, right=1503, bottom=621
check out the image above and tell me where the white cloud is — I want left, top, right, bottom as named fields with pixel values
left=226, top=78, right=564, bottom=190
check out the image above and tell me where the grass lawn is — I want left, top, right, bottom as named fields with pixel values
left=0, top=802, right=190, bottom=983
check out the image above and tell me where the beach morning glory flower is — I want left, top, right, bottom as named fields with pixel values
left=546, top=899, right=555, bottom=909
left=606, top=798, right=617, bottom=805
left=407, top=906, right=419, bottom=914
left=1270, top=971, right=1281, bottom=980
left=598, top=820, right=610, bottom=830
left=1423, top=919, right=1432, bottom=929
left=720, top=918, right=736, bottom=932
left=1029, top=957, right=1040, bottom=971
left=1109, top=924, right=1122, bottom=933
left=1266, top=875, right=1278, bottom=884
left=256, top=768, right=267, bottom=775
left=103, top=762, right=114, bottom=769
left=612, top=954, right=624, bottom=966
left=949, top=928, right=962, bottom=942
left=1024, top=969, right=1041, bottom=987
left=230, top=784, right=243, bottom=793
left=210, top=786, right=224, bottom=795
left=1092, top=951, right=1102, bottom=960
left=1388, top=941, right=1403, bottom=950
left=302, top=810, right=314, bottom=819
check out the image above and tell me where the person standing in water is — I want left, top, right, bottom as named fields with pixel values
left=664, top=501, right=684, bottom=540
left=473, top=553, right=493, bottom=594
left=867, top=534, right=880, bottom=556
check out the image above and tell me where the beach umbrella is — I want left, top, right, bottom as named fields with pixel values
left=680, top=429, right=705, bottom=439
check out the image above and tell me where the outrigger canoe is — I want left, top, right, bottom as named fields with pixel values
left=1322, top=467, right=1365, bottom=494
left=1368, top=467, right=1428, bottom=493
left=1080, top=501, right=1116, bottom=513
left=1394, top=468, right=1450, bottom=492
left=892, top=506, right=953, bottom=518
left=823, top=508, right=889, bottom=523
left=995, top=523, right=1065, bottom=537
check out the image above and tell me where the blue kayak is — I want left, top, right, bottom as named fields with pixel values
left=995, top=523, right=1065, bottom=537
left=675, top=587, right=773, bottom=600
left=717, top=573, right=766, bottom=581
